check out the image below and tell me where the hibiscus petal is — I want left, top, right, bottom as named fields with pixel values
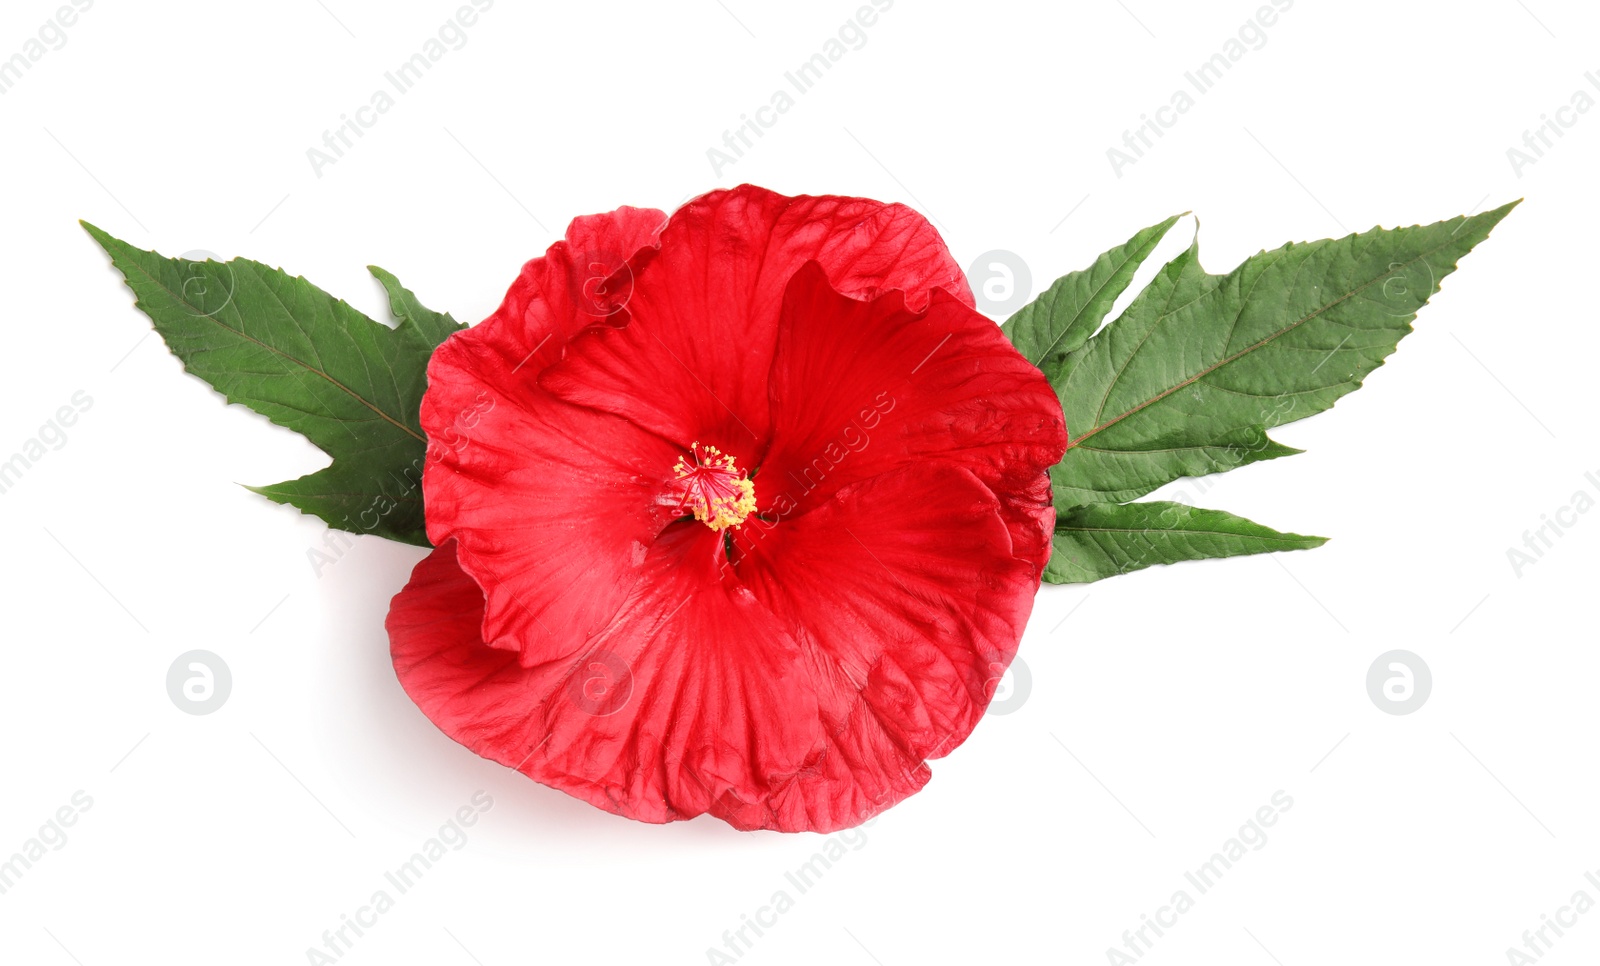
left=388, top=533, right=826, bottom=830
left=539, top=185, right=971, bottom=463
left=422, top=395, right=682, bottom=662
left=735, top=463, right=1039, bottom=830
left=421, top=207, right=676, bottom=662
left=421, top=205, right=666, bottom=506
left=531, top=522, right=825, bottom=829
left=758, top=261, right=1067, bottom=569
left=387, top=540, right=565, bottom=768
left=466, top=204, right=667, bottom=388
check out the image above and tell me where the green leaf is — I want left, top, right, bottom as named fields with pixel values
left=369, top=264, right=464, bottom=347
left=1050, top=202, right=1518, bottom=506
left=84, top=223, right=464, bottom=546
left=1001, top=214, right=1181, bottom=375
left=1044, top=501, right=1326, bottom=584
left=1049, top=239, right=1301, bottom=505
left=1052, top=424, right=1303, bottom=509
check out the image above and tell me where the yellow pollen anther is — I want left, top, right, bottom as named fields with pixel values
left=669, top=441, right=756, bottom=531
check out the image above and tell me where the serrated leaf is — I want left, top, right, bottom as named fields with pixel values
left=84, top=223, right=464, bottom=546
left=1049, top=239, right=1300, bottom=504
left=1043, top=501, right=1326, bottom=584
left=1049, top=202, right=1517, bottom=506
left=1001, top=214, right=1181, bottom=375
left=369, top=264, right=464, bottom=347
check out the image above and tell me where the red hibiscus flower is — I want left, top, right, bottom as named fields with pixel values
left=386, top=185, right=1067, bottom=832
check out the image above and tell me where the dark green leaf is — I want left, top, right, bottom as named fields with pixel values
left=1001, top=214, right=1181, bottom=375
left=1044, top=501, right=1326, bottom=584
left=1049, top=239, right=1300, bottom=505
left=84, top=222, right=463, bottom=546
left=1050, top=202, right=1518, bottom=506
left=369, top=264, right=464, bottom=347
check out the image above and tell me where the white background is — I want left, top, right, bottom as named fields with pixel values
left=2, top=1, right=1596, bottom=963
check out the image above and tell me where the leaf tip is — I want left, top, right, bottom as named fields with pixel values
left=79, top=219, right=113, bottom=248
left=1472, top=198, right=1522, bottom=232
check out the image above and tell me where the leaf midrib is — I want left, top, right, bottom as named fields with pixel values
left=1086, top=248, right=1208, bottom=429
left=1068, top=236, right=1450, bottom=449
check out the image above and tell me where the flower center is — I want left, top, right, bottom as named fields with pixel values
left=667, top=442, right=756, bottom=531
